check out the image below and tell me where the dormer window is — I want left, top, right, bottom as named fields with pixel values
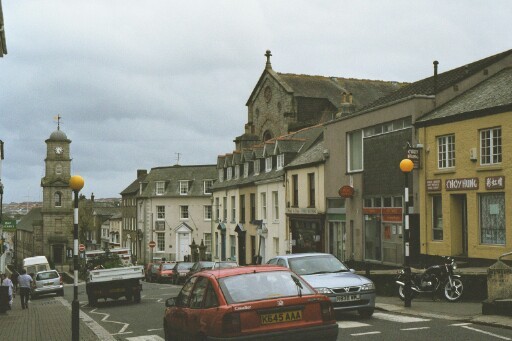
left=244, top=162, right=249, bottom=178
left=218, top=169, right=224, bottom=182
left=204, top=180, right=213, bottom=194
left=277, top=154, right=284, bottom=170
left=235, top=165, right=240, bottom=179
left=254, top=160, right=260, bottom=175
left=179, top=180, right=189, bottom=195
left=156, top=181, right=165, bottom=195
left=265, top=156, right=272, bottom=172
left=227, top=167, right=233, bottom=180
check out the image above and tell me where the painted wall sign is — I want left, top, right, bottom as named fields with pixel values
left=445, top=177, right=479, bottom=191
left=338, top=185, right=354, bottom=198
left=426, top=179, right=442, bottom=191
left=486, top=176, right=505, bottom=190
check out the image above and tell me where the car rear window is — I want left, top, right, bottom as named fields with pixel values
left=178, top=263, right=193, bottom=270
left=288, top=255, right=348, bottom=275
left=162, top=264, right=175, bottom=270
left=219, top=271, right=315, bottom=304
left=36, top=271, right=59, bottom=281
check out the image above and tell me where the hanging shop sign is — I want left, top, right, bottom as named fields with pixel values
left=338, top=185, right=354, bottom=198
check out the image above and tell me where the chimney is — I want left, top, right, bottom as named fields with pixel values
left=137, top=169, right=147, bottom=178
left=433, top=60, right=439, bottom=95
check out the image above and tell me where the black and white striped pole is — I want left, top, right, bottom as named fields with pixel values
left=400, top=159, right=413, bottom=308
left=69, top=175, right=84, bottom=341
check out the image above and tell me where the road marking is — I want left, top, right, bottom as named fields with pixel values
left=460, top=325, right=511, bottom=340
left=451, top=323, right=472, bottom=326
left=126, top=336, right=164, bottom=341
left=401, top=327, right=430, bottom=331
left=373, top=312, right=430, bottom=323
left=351, top=331, right=381, bottom=336
left=148, top=328, right=163, bottom=331
left=89, top=307, right=131, bottom=334
left=337, top=321, right=370, bottom=328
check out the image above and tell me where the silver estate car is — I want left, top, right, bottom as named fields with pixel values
left=267, top=253, right=376, bottom=317
left=32, top=270, right=64, bottom=298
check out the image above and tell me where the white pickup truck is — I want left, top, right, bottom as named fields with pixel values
left=86, top=265, right=145, bottom=306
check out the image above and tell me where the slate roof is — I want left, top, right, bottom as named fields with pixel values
left=17, top=207, right=42, bottom=232
left=120, top=172, right=148, bottom=195
left=140, top=164, right=217, bottom=198
left=361, top=49, right=512, bottom=113
left=286, top=140, right=325, bottom=169
left=416, top=68, right=512, bottom=127
left=277, top=73, right=404, bottom=110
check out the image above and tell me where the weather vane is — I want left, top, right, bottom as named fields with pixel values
left=54, top=114, right=62, bottom=130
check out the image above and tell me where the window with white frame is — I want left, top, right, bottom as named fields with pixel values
left=180, top=205, right=189, bottom=219
left=179, top=180, right=189, bottom=195
left=215, top=197, right=220, bottom=221
left=223, top=197, right=227, bottom=221
left=157, top=233, right=165, bottom=252
left=204, top=180, right=213, bottom=194
left=347, top=130, right=363, bottom=172
left=261, top=192, right=267, bottom=219
left=204, top=233, right=212, bottom=254
left=272, top=191, right=279, bottom=220
left=227, top=167, right=233, bottom=180
left=231, top=196, right=236, bottom=222
left=230, top=235, right=236, bottom=259
left=254, top=160, right=260, bottom=175
left=204, top=205, right=212, bottom=220
left=480, top=193, right=505, bottom=245
left=244, top=162, right=249, bottom=178
left=156, top=181, right=165, bottom=195
left=432, top=195, right=443, bottom=240
left=437, top=135, right=455, bottom=169
left=274, top=237, right=279, bottom=255
left=265, top=157, right=272, bottom=172
left=157, top=205, right=165, bottom=220
left=218, top=169, right=224, bottom=182
left=277, top=154, right=284, bottom=170
left=235, top=165, right=240, bottom=179
left=480, top=127, right=502, bottom=165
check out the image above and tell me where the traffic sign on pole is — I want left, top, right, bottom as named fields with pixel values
left=149, top=241, right=156, bottom=248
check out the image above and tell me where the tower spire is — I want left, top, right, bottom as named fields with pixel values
left=54, top=114, right=62, bottom=130
left=265, top=50, right=272, bottom=70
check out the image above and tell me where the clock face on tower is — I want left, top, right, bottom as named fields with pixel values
left=55, top=146, right=63, bottom=155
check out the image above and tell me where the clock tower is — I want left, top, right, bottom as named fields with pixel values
left=40, top=125, right=74, bottom=269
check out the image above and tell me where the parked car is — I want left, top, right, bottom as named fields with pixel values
left=145, top=262, right=160, bottom=282
left=155, top=262, right=177, bottom=283
left=186, top=260, right=238, bottom=281
left=163, top=265, right=338, bottom=340
left=170, top=261, right=194, bottom=285
left=31, top=270, right=64, bottom=298
left=267, top=253, right=376, bottom=317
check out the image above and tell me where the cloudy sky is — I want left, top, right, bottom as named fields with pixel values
left=0, top=1, right=510, bottom=203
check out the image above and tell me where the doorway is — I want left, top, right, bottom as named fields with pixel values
left=451, top=194, right=468, bottom=256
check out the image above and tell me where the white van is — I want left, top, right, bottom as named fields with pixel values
left=23, top=256, right=51, bottom=275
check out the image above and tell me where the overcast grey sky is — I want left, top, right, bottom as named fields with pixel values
left=0, top=0, right=510, bottom=203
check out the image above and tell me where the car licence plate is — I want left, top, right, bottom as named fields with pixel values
left=336, top=294, right=360, bottom=302
left=260, top=310, right=302, bottom=325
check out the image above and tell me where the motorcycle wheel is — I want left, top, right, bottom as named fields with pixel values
left=398, top=285, right=418, bottom=301
left=444, top=278, right=463, bottom=302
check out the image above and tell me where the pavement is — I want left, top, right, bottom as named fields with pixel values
left=1, top=284, right=511, bottom=340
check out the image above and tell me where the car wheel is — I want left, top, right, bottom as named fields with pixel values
left=88, top=294, right=97, bottom=307
left=134, top=291, right=141, bottom=303
left=163, top=320, right=173, bottom=341
left=358, top=308, right=374, bottom=318
left=58, top=289, right=64, bottom=296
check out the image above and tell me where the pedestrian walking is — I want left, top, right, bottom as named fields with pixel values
left=18, top=269, right=33, bottom=310
left=11, top=269, right=19, bottom=295
left=0, top=273, right=14, bottom=309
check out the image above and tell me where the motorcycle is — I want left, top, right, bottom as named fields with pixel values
left=396, top=256, right=463, bottom=302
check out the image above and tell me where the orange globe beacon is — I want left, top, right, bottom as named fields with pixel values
left=69, top=175, right=85, bottom=191
left=399, top=159, right=414, bottom=173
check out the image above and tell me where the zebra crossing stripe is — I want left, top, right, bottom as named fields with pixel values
left=126, top=336, right=164, bottom=341
left=337, top=321, right=371, bottom=328
left=373, top=312, right=431, bottom=323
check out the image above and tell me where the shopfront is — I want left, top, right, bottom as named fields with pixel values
left=363, top=207, right=404, bottom=265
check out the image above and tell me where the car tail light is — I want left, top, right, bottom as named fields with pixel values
left=222, top=312, right=241, bottom=334
left=320, top=301, right=335, bottom=321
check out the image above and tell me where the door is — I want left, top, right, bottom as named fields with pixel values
left=328, top=221, right=346, bottom=261
left=178, top=233, right=190, bottom=261
left=451, top=194, right=468, bottom=256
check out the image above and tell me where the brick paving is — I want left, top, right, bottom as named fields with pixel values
left=0, top=292, right=101, bottom=341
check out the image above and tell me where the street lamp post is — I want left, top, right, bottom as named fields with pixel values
left=400, top=158, right=414, bottom=308
left=69, top=175, right=84, bottom=341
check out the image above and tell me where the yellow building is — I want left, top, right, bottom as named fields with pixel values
left=416, top=68, right=512, bottom=261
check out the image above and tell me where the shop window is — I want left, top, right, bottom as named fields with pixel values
left=480, top=193, right=505, bottom=245
left=432, top=195, right=443, bottom=240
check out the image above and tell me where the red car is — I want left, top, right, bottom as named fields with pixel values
left=155, top=262, right=176, bottom=283
left=163, top=265, right=338, bottom=340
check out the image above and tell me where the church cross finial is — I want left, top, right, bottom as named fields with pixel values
left=265, top=50, right=272, bottom=69
left=54, top=114, right=62, bottom=130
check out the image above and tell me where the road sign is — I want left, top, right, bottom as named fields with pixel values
left=79, top=244, right=86, bottom=252
left=149, top=241, right=156, bottom=248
